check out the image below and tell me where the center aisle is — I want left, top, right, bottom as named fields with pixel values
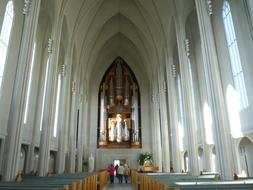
left=105, top=182, right=133, bottom=190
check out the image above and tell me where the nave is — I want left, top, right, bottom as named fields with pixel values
left=1, top=0, right=253, bottom=185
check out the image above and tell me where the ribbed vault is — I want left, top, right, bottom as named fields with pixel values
left=61, top=0, right=173, bottom=89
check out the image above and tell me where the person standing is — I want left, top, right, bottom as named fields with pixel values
left=107, top=164, right=115, bottom=184
left=117, top=164, right=124, bottom=183
left=115, top=164, right=119, bottom=179
left=123, top=164, right=130, bottom=183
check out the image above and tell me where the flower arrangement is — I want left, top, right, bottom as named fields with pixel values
left=138, top=152, right=153, bottom=166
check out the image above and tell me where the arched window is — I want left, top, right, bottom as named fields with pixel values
left=97, top=57, right=141, bottom=148
left=0, top=1, right=14, bottom=93
left=223, top=1, right=249, bottom=110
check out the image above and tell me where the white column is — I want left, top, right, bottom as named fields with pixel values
left=25, top=145, right=34, bottom=173
left=202, top=144, right=212, bottom=172
left=82, top=95, right=89, bottom=168
left=231, top=139, right=240, bottom=174
left=151, top=90, right=163, bottom=171
left=69, top=80, right=77, bottom=173
left=166, top=62, right=181, bottom=173
left=195, top=0, right=234, bottom=179
left=56, top=63, right=70, bottom=173
left=175, top=22, right=199, bottom=176
left=76, top=91, right=84, bottom=172
left=2, top=0, right=41, bottom=181
left=38, top=39, right=54, bottom=176
left=38, top=13, right=64, bottom=176
left=158, top=71, right=170, bottom=172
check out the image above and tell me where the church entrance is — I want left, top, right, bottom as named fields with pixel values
left=113, top=159, right=126, bottom=166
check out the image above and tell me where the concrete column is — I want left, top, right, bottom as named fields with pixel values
left=2, top=0, right=41, bottom=181
left=82, top=98, right=89, bottom=170
left=231, top=139, right=240, bottom=174
left=203, top=144, right=212, bottom=172
left=25, top=145, right=34, bottom=173
left=166, top=61, right=181, bottom=173
left=76, top=91, right=84, bottom=172
left=37, top=39, right=54, bottom=176
left=55, top=63, right=70, bottom=173
left=150, top=96, right=157, bottom=166
left=151, top=89, right=163, bottom=171
left=69, top=81, right=78, bottom=173
left=38, top=13, right=64, bottom=177
left=158, top=69, right=171, bottom=172
left=175, top=21, right=199, bottom=176
left=195, top=0, right=234, bottom=179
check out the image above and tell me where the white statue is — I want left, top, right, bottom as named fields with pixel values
left=88, top=153, right=95, bottom=173
left=116, top=114, right=123, bottom=143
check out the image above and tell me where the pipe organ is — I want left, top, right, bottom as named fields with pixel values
left=98, top=57, right=141, bottom=148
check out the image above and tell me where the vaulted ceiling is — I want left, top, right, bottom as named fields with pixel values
left=55, top=0, right=174, bottom=89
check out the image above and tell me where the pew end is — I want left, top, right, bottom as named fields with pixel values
left=15, top=173, right=23, bottom=182
left=64, top=185, right=69, bottom=190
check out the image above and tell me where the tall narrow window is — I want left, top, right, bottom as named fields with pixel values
left=223, top=1, right=249, bottom=110
left=177, top=75, right=184, bottom=151
left=188, top=63, right=197, bottom=114
left=24, top=43, right=36, bottom=124
left=0, top=1, right=14, bottom=93
left=40, top=59, right=49, bottom=131
left=53, top=73, right=61, bottom=137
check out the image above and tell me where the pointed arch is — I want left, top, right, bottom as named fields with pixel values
left=97, top=57, right=141, bottom=148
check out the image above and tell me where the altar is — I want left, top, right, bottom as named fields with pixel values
left=141, top=166, right=159, bottom=172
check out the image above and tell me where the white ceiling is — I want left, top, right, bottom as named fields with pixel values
left=40, top=0, right=177, bottom=90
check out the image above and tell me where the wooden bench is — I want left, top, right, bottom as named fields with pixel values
left=135, top=172, right=253, bottom=190
left=0, top=172, right=101, bottom=190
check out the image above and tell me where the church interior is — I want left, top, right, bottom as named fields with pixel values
left=0, top=0, right=253, bottom=189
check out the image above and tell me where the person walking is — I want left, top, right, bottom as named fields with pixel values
left=115, top=164, right=119, bottom=179
left=107, top=164, right=115, bottom=184
left=117, top=164, right=124, bottom=184
left=123, top=164, right=130, bottom=183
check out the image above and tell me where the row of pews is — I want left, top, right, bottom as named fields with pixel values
left=0, top=170, right=108, bottom=190
left=131, top=169, right=253, bottom=190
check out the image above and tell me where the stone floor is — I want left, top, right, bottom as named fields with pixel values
left=105, top=182, right=132, bottom=190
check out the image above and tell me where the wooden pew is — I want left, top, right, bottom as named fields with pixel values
left=0, top=172, right=98, bottom=190
left=131, top=169, right=138, bottom=189
left=137, top=172, right=253, bottom=190
left=98, top=170, right=108, bottom=190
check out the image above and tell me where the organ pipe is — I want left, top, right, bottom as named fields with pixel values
left=115, top=59, right=123, bottom=101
